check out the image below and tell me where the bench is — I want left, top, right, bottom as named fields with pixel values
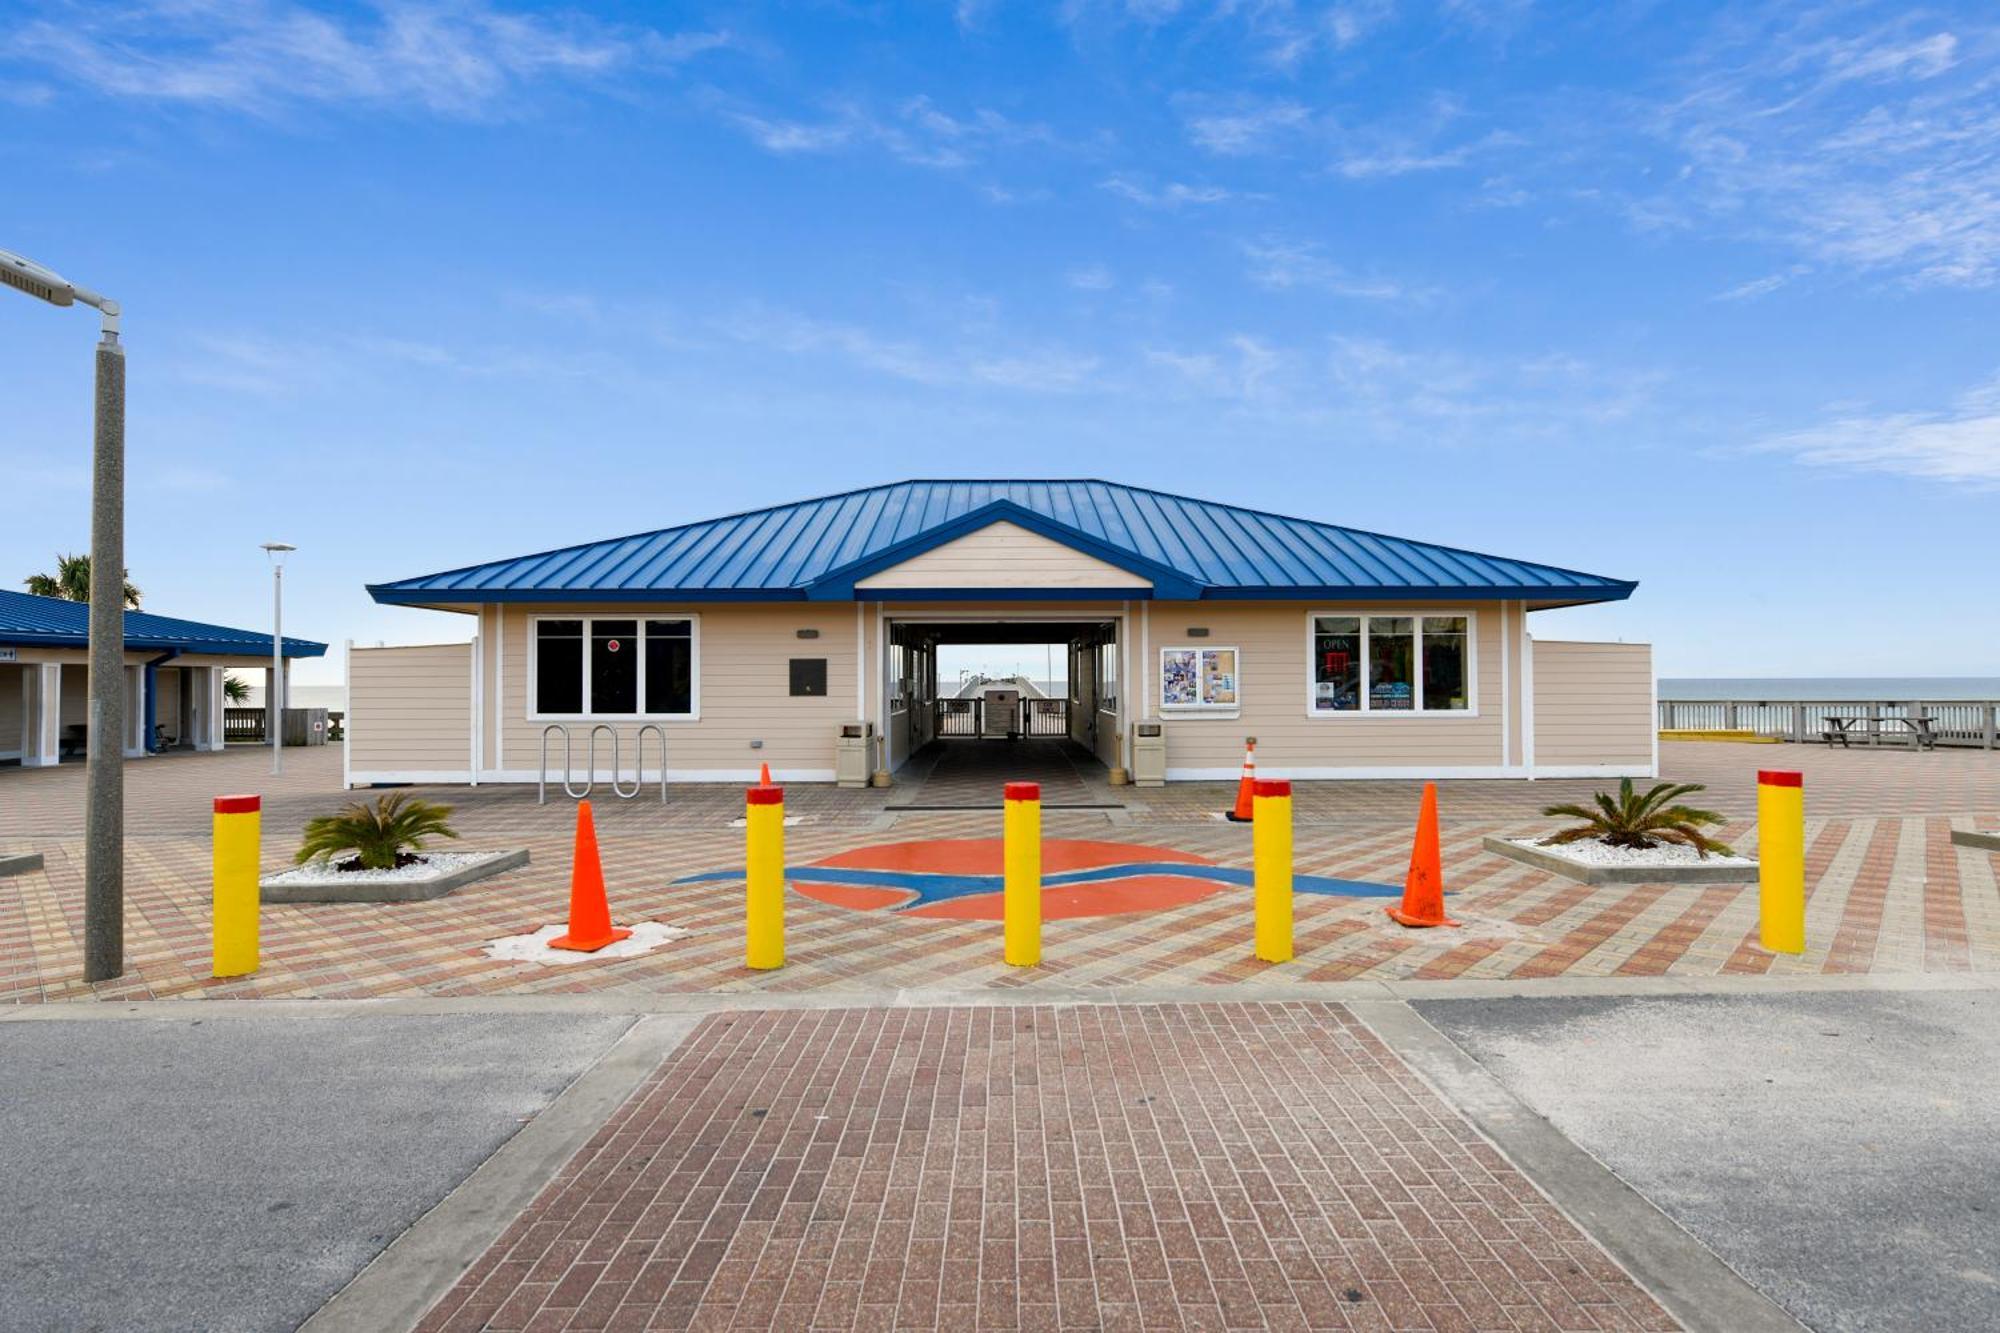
left=1822, top=715, right=1938, bottom=751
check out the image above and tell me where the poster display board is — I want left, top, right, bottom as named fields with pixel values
left=1161, top=646, right=1239, bottom=711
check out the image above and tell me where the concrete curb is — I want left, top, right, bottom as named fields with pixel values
left=9, top=969, right=1997, bottom=1025
left=1949, top=828, right=2000, bottom=853
left=0, top=852, right=45, bottom=879
left=1348, top=999, right=1805, bottom=1333
left=1482, top=835, right=1756, bottom=885
left=260, top=849, right=529, bottom=903
left=299, top=1012, right=697, bottom=1333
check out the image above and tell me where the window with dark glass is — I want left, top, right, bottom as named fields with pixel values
left=535, top=620, right=584, bottom=714
left=535, top=616, right=695, bottom=716
left=1312, top=617, right=1361, bottom=712
left=1311, top=613, right=1473, bottom=714
left=646, top=620, right=693, bottom=713
left=1420, top=617, right=1469, bottom=711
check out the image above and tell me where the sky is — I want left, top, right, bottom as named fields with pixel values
left=3, top=0, right=1998, bottom=688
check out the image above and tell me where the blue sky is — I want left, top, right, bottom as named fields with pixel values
left=4, top=0, right=1997, bottom=687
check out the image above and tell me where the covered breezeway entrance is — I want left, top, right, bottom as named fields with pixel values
left=883, top=615, right=1126, bottom=809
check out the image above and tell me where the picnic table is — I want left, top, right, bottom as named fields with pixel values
left=1822, top=714, right=1938, bottom=750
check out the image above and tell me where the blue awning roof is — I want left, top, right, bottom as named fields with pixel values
left=0, top=588, right=327, bottom=658
left=369, top=479, right=1636, bottom=608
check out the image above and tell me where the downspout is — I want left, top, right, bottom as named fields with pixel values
left=143, top=649, right=181, bottom=753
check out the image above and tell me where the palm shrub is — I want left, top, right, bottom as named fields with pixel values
left=1540, top=779, right=1734, bottom=858
left=296, top=794, right=459, bottom=871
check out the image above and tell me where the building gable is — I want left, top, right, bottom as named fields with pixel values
left=853, top=520, right=1154, bottom=592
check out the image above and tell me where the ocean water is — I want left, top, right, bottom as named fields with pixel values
left=1660, top=677, right=2000, bottom=701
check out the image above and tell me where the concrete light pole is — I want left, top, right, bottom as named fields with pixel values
left=1, top=247, right=125, bottom=982
left=261, top=543, right=295, bottom=775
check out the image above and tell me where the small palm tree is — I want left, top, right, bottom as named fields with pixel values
left=223, top=675, right=250, bottom=705
left=24, top=553, right=141, bottom=608
left=296, top=794, right=459, bottom=871
left=1541, top=779, right=1734, bottom=858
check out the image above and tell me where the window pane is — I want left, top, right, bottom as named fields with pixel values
left=591, top=620, right=638, bottom=714
left=1201, top=649, right=1237, bottom=705
left=1422, top=616, right=1469, bottom=711
left=1368, top=616, right=1415, bottom=711
left=1312, top=617, right=1360, bottom=712
left=645, top=629, right=693, bottom=714
left=1161, top=649, right=1198, bottom=705
left=536, top=623, right=583, bottom=714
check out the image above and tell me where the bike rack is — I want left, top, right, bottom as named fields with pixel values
left=540, top=722, right=667, bottom=804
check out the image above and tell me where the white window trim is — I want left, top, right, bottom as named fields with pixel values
left=1304, top=609, right=1480, bottom=719
left=1158, top=644, right=1242, bottom=717
left=527, top=612, right=702, bottom=722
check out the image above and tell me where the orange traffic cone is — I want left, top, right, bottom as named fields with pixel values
left=758, top=762, right=773, bottom=787
left=1224, top=738, right=1258, bottom=822
left=549, top=800, right=632, bottom=952
left=1386, top=782, right=1460, bottom=929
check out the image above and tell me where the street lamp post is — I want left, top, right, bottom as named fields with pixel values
left=261, top=543, right=295, bottom=776
left=2, top=247, right=125, bottom=983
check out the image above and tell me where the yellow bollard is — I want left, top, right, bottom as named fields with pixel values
left=1253, top=779, right=1294, bottom=963
left=212, top=794, right=261, bottom=978
left=1758, top=769, right=1805, bottom=954
left=745, top=783, right=786, bottom=970
left=1003, top=781, right=1042, bottom=967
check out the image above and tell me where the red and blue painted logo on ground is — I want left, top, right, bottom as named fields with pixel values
left=673, top=838, right=1399, bottom=921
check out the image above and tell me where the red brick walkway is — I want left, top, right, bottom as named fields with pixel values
left=417, top=1004, right=1674, bottom=1332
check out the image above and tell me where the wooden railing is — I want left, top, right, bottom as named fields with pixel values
left=1659, top=699, right=2000, bottom=749
left=224, top=708, right=266, bottom=744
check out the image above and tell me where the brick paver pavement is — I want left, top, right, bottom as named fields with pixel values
left=4, top=743, right=2000, bottom=1003
left=415, top=1003, right=1675, bottom=1333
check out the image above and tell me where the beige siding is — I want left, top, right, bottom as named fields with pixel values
left=857, top=522, right=1152, bottom=590
left=1531, top=639, right=1655, bottom=770
left=349, top=642, right=473, bottom=777
left=496, top=604, right=859, bottom=779
left=1140, top=602, right=1508, bottom=775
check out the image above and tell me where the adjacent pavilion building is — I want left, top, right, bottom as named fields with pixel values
left=351, top=479, right=1654, bottom=789
left=0, top=588, right=326, bottom=766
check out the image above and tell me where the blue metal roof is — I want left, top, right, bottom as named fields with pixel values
left=369, top=480, right=1636, bottom=607
left=0, top=589, right=327, bottom=658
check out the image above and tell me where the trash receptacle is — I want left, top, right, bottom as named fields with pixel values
left=1133, top=720, right=1166, bottom=787
left=836, top=721, right=874, bottom=789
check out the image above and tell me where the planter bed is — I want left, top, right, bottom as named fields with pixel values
left=0, top=852, right=44, bottom=879
left=1482, top=835, right=1756, bottom=886
left=1950, top=829, right=2000, bottom=854
left=260, top=849, right=529, bottom=904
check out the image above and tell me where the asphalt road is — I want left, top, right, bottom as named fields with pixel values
left=0, top=1012, right=634, bottom=1333
left=1418, top=988, right=2000, bottom=1333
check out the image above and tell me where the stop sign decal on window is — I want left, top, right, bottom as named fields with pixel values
left=608, top=640, right=620, bottom=653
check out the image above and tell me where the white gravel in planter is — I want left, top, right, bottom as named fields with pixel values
left=1511, top=837, right=1755, bottom=870
left=482, top=922, right=693, bottom=965
left=264, top=851, right=500, bottom=887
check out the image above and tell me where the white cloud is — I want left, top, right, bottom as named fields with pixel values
left=1711, top=266, right=1811, bottom=302
left=1641, top=7, right=2000, bottom=287
left=1099, top=173, right=1235, bottom=208
left=1179, top=97, right=1313, bottom=155
left=721, top=305, right=1099, bottom=394
left=1067, top=264, right=1115, bottom=291
left=714, top=94, right=1054, bottom=171
left=7, top=0, right=725, bottom=117
left=1239, top=237, right=1413, bottom=301
left=1759, top=376, right=2000, bottom=484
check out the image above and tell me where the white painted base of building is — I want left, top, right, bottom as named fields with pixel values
left=1164, top=763, right=1658, bottom=781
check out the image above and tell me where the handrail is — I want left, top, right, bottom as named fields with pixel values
left=1658, top=698, right=1999, bottom=750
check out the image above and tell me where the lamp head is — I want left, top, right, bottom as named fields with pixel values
left=260, top=541, right=297, bottom=567
left=0, top=248, right=76, bottom=308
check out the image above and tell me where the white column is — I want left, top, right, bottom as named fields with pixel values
left=124, top=664, right=146, bottom=758
left=209, top=667, right=227, bottom=750
left=24, top=663, right=59, bottom=767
